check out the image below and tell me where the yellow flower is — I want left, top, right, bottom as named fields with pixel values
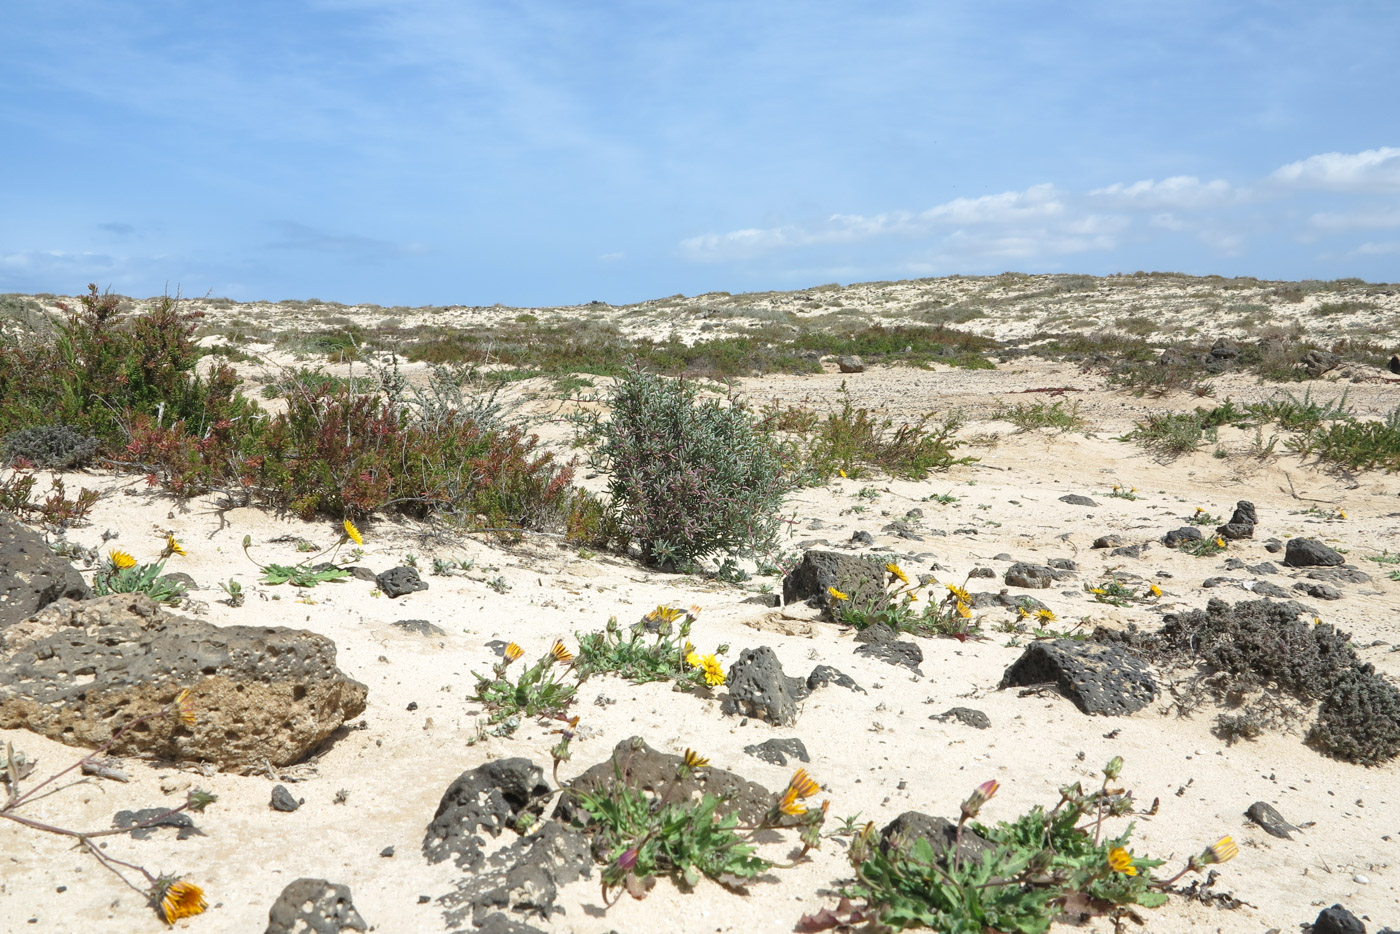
left=1034, top=608, right=1057, bottom=623
left=170, top=689, right=196, bottom=727
left=683, top=748, right=709, bottom=770
left=646, top=605, right=683, bottom=624
left=945, top=583, right=971, bottom=603
left=549, top=641, right=574, bottom=664
left=1194, top=506, right=1203, bottom=514
left=504, top=642, right=524, bottom=663
left=827, top=586, right=849, bottom=602
left=1107, top=847, right=1137, bottom=876
left=778, top=786, right=807, bottom=816
left=1090, top=587, right=1106, bottom=595
left=838, top=469, right=847, bottom=478
left=1204, top=836, right=1239, bottom=865
left=787, top=768, right=820, bottom=799
left=884, top=562, right=909, bottom=585
left=342, top=519, right=363, bottom=546
left=165, top=534, right=186, bottom=557
left=956, top=600, right=972, bottom=619
left=1214, top=536, right=1226, bottom=548
left=157, top=880, right=207, bottom=924
left=1338, top=510, right=1347, bottom=519
left=1017, top=605, right=1030, bottom=619
left=685, top=651, right=702, bottom=667
left=700, top=654, right=725, bottom=687
left=1149, top=584, right=1163, bottom=597
left=109, top=549, right=137, bottom=570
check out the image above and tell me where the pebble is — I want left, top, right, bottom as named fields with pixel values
left=1354, top=874, right=1370, bottom=885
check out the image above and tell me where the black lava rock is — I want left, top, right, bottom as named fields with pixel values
left=423, top=759, right=550, bottom=868
left=1284, top=538, right=1344, bottom=568
left=377, top=566, right=429, bottom=597
left=1000, top=640, right=1158, bottom=716
left=1245, top=801, right=1299, bottom=839
left=722, top=646, right=809, bottom=726
left=932, top=707, right=991, bottom=729
left=1058, top=494, right=1098, bottom=507
left=1313, top=904, right=1366, bottom=934
left=271, top=785, right=302, bottom=812
left=1163, top=527, right=1204, bottom=547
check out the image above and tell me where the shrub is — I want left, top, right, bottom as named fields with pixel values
left=1307, top=666, right=1400, bottom=766
left=1, top=424, right=100, bottom=469
left=597, top=365, right=788, bottom=568
left=804, top=386, right=974, bottom=481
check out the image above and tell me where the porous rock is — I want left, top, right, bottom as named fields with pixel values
left=393, top=619, right=446, bottom=636
left=423, top=758, right=550, bottom=869
left=0, top=514, right=89, bottom=630
left=1000, top=640, right=1158, bottom=716
left=557, top=737, right=778, bottom=826
left=0, top=594, right=367, bottom=773
left=807, top=664, right=864, bottom=693
left=855, top=637, right=924, bottom=673
left=1162, top=527, right=1204, bottom=547
left=880, top=812, right=995, bottom=865
left=783, top=549, right=887, bottom=608
left=722, top=646, right=808, bottom=726
left=1003, top=562, right=1057, bottom=589
left=1284, top=538, right=1344, bottom=568
left=265, top=878, right=366, bottom=934
left=377, top=565, right=428, bottom=597
left=1058, top=494, right=1098, bottom=507
left=1293, top=581, right=1343, bottom=601
left=932, top=707, right=990, bottom=729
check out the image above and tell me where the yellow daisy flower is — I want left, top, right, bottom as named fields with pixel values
left=157, top=880, right=207, bottom=924
left=504, top=642, right=524, bottom=663
left=700, top=654, right=726, bottom=687
left=342, top=519, right=364, bottom=545
left=171, top=689, right=196, bottom=728
left=955, top=600, right=972, bottom=620
left=1214, top=536, right=1226, bottom=548
left=549, top=641, right=574, bottom=664
left=1034, top=608, right=1057, bottom=623
left=165, top=534, right=186, bottom=557
left=685, top=651, right=702, bottom=667
left=1107, top=846, right=1137, bottom=876
left=109, top=549, right=137, bottom=570
left=646, top=605, right=683, bottom=624
left=683, top=748, right=709, bottom=769
left=827, top=586, right=849, bottom=602
left=1149, top=584, right=1163, bottom=597
left=1204, top=836, right=1239, bottom=865
left=884, top=562, right=909, bottom=585
left=777, top=786, right=807, bottom=816
left=787, top=768, right=820, bottom=799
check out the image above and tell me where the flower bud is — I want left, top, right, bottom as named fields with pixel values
left=1103, top=756, right=1124, bottom=781
left=960, top=779, right=999, bottom=821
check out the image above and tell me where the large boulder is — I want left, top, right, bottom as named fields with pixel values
left=0, top=594, right=367, bottom=773
left=1000, top=640, right=1158, bottom=716
left=0, top=514, right=89, bottom=630
left=783, top=550, right=888, bottom=608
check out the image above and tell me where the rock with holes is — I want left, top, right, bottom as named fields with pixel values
left=264, top=878, right=367, bottom=934
left=1000, top=640, right=1158, bottom=716
left=0, top=594, right=367, bottom=773
left=721, top=646, right=810, bottom=726
left=0, top=514, right=89, bottom=630
left=424, top=759, right=551, bottom=869
left=783, top=550, right=887, bottom=609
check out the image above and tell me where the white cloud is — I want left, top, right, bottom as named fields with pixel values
left=918, top=183, right=1065, bottom=224
left=1309, top=205, right=1400, bottom=230
left=1353, top=241, right=1400, bottom=256
left=599, top=251, right=627, bottom=262
left=1270, top=147, right=1400, bottom=192
left=1090, top=176, right=1234, bottom=210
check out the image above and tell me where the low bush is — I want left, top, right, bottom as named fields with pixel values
left=597, top=365, right=789, bottom=568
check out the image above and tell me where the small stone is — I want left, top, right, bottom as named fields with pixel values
left=1245, top=801, right=1298, bottom=839
left=1058, top=494, right=1098, bottom=507
left=850, top=530, right=874, bottom=546
left=1091, top=535, right=1124, bottom=549
left=1313, top=904, right=1366, bottom=934
left=1162, top=527, right=1204, bottom=547
left=380, top=846, right=395, bottom=858
left=838, top=355, right=866, bottom=373
left=932, top=707, right=990, bottom=729
left=1353, top=874, right=1369, bottom=885
left=743, top=738, right=811, bottom=766
left=270, top=785, right=302, bottom=813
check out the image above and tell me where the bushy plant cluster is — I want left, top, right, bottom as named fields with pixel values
left=829, top=564, right=983, bottom=640
left=0, top=285, right=600, bottom=537
left=597, top=365, right=789, bottom=568
left=0, top=469, right=98, bottom=524
left=1, top=424, right=99, bottom=469
left=1131, top=598, right=1400, bottom=764
left=573, top=605, right=728, bottom=691
left=838, top=760, right=1235, bottom=933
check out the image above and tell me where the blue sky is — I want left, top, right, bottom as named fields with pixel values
left=3, top=1, right=1399, bottom=306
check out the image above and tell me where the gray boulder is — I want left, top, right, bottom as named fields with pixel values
left=1284, top=538, right=1344, bottom=568
left=0, top=594, right=367, bottom=773
left=783, top=549, right=887, bottom=608
left=722, top=646, right=808, bottom=726
left=1000, top=640, right=1158, bottom=716
left=1003, top=562, right=1060, bottom=589
left=0, top=515, right=89, bottom=630
left=838, top=355, right=866, bottom=373
left=424, top=758, right=551, bottom=869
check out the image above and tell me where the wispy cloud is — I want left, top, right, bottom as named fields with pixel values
left=1309, top=205, right=1400, bottom=231
left=1090, top=176, right=1236, bottom=210
left=1270, top=147, right=1400, bottom=192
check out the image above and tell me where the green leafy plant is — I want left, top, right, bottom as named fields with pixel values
left=93, top=549, right=186, bottom=605
left=830, top=564, right=982, bottom=641
left=473, top=640, right=579, bottom=733
left=1106, top=484, right=1138, bottom=500
left=0, top=467, right=98, bottom=524
left=997, top=399, right=1086, bottom=434
left=574, top=606, right=728, bottom=690
left=834, top=760, right=1238, bottom=933
left=1086, top=579, right=1138, bottom=607
left=576, top=746, right=827, bottom=904
left=1179, top=535, right=1228, bottom=558
left=1186, top=507, right=1221, bottom=526
left=218, top=578, right=244, bottom=607
left=241, top=521, right=361, bottom=587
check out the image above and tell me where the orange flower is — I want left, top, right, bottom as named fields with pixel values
left=157, top=880, right=207, bottom=924
left=778, top=787, right=807, bottom=816
left=171, top=689, right=196, bottom=727
left=683, top=748, right=709, bottom=770
left=787, top=768, right=820, bottom=799
left=549, top=641, right=574, bottom=664
left=504, top=642, right=524, bottom=663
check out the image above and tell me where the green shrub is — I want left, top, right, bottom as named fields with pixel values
left=2, top=424, right=99, bottom=469
left=807, top=387, right=974, bottom=481
left=597, top=365, right=789, bottom=568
